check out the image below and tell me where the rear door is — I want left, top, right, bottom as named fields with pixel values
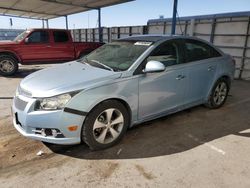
left=137, top=40, right=189, bottom=119
left=181, top=39, right=222, bottom=104
left=49, top=30, right=75, bottom=61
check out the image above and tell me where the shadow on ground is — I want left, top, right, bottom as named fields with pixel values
left=45, top=94, right=250, bottom=159
left=10, top=67, right=43, bottom=78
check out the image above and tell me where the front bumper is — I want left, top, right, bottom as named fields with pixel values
left=12, top=95, right=85, bottom=145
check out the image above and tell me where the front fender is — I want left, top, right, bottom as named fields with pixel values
left=66, top=77, right=139, bottom=124
left=0, top=50, right=22, bottom=63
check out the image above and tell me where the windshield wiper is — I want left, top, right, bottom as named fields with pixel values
left=90, top=59, right=114, bottom=71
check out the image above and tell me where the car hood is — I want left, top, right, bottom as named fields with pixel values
left=0, top=40, right=17, bottom=46
left=20, top=61, right=122, bottom=98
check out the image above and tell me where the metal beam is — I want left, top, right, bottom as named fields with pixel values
left=0, top=13, right=44, bottom=20
left=0, top=6, right=60, bottom=17
left=41, top=0, right=98, bottom=10
left=171, top=0, right=178, bottom=35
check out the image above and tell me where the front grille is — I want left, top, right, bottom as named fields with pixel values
left=14, top=97, right=28, bottom=111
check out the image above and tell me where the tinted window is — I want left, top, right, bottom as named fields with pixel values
left=28, top=31, right=49, bottom=43
left=147, top=41, right=179, bottom=67
left=184, top=39, right=221, bottom=62
left=53, top=31, right=69, bottom=42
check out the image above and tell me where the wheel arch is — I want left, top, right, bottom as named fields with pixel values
left=0, top=50, right=21, bottom=63
left=86, top=97, right=132, bottom=126
left=220, top=75, right=231, bottom=87
left=206, top=74, right=232, bottom=100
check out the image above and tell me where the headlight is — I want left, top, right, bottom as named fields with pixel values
left=36, top=93, right=73, bottom=110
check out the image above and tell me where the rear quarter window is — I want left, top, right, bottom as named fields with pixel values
left=53, top=31, right=69, bottom=43
left=184, top=39, right=221, bottom=63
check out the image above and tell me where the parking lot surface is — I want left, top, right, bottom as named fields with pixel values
left=0, top=64, right=250, bottom=188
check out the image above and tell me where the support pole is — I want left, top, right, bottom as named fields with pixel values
left=98, top=8, right=103, bottom=42
left=65, top=15, right=68, bottom=30
left=42, top=19, right=44, bottom=28
left=171, top=0, right=178, bottom=35
left=46, top=19, right=49, bottom=28
left=210, top=18, right=216, bottom=43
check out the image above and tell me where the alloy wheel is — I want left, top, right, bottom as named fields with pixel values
left=213, top=82, right=228, bottom=105
left=0, top=59, right=15, bottom=73
left=93, top=108, right=124, bottom=144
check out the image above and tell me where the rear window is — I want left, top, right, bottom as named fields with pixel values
left=53, top=31, right=69, bottom=43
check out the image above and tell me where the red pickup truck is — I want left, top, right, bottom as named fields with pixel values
left=0, top=29, right=103, bottom=76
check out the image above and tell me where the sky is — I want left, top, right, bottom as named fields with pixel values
left=1, top=0, right=250, bottom=29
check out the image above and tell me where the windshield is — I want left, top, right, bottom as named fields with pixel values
left=13, top=30, right=30, bottom=42
left=79, top=41, right=152, bottom=71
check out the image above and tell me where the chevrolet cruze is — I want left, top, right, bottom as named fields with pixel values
left=12, top=35, right=235, bottom=150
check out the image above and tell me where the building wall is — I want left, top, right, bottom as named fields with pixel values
left=0, top=29, right=24, bottom=41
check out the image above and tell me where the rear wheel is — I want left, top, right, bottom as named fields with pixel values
left=206, top=78, right=229, bottom=109
left=82, top=100, right=129, bottom=150
left=0, top=55, right=18, bottom=76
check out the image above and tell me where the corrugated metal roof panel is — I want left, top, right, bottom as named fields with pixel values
left=0, top=0, right=134, bottom=20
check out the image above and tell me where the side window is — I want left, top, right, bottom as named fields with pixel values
left=28, top=31, right=49, bottom=43
left=184, top=39, right=221, bottom=63
left=53, top=31, right=69, bottom=43
left=147, top=41, right=179, bottom=67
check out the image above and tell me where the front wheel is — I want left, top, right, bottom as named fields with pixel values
left=82, top=100, right=129, bottom=150
left=0, top=55, right=19, bottom=76
left=205, top=78, right=230, bottom=109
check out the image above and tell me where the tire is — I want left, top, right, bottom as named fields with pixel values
left=0, top=55, right=19, bottom=76
left=82, top=100, right=129, bottom=150
left=205, top=78, right=230, bottom=109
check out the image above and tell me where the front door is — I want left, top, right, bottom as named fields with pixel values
left=19, top=30, right=53, bottom=62
left=137, top=40, right=188, bottom=119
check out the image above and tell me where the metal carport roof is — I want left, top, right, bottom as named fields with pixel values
left=0, top=0, right=134, bottom=20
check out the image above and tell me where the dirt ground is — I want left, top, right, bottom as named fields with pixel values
left=0, top=64, right=250, bottom=188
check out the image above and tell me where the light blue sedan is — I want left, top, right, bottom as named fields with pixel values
left=12, top=35, right=235, bottom=150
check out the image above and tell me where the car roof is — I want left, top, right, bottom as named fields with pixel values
left=118, top=35, right=171, bottom=42
left=118, top=35, right=205, bottom=43
left=118, top=34, right=225, bottom=55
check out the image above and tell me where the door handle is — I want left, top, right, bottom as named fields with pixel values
left=176, top=75, right=186, bottom=80
left=208, top=66, right=214, bottom=71
left=46, top=45, right=51, bottom=47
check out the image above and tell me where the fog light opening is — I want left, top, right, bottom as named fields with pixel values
left=41, top=128, right=46, bottom=137
left=33, top=128, right=64, bottom=138
left=52, top=129, right=58, bottom=137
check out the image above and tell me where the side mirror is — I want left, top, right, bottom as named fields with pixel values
left=143, top=60, right=165, bottom=73
left=24, top=38, right=30, bottom=43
